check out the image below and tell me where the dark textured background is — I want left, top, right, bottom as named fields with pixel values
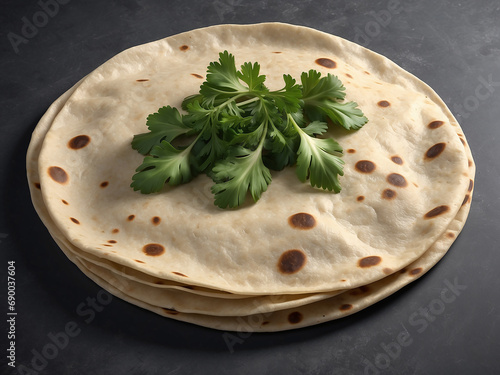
left=1, top=0, right=500, bottom=374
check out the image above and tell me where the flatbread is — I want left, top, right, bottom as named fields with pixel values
left=27, top=23, right=475, bottom=331
left=35, top=23, right=470, bottom=295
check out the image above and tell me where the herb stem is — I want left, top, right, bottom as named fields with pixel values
left=236, top=96, right=260, bottom=107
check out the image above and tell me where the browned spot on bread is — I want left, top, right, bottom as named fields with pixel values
left=191, top=73, right=203, bottom=79
left=391, top=156, right=403, bottom=165
left=288, top=213, right=316, bottom=229
left=387, top=173, right=407, bottom=187
left=346, top=73, right=353, bottom=78
left=355, top=160, right=376, bottom=173
left=340, top=304, right=353, bottom=311
left=172, top=272, right=187, bottom=277
left=425, top=143, right=446, bottom=159
left=34, top=182, right=41, bottom=189
left=48, top=166, right=68, bottom=184
left=288, top=311, right=303, bottom=324
left=424, top=205, right=450, bottom=219
left=358, top=256, right=382, bottom=268
left=462, top=195, right=470, bottom=206
left=127, top=215, right=135, bottom=221
left=103, top=244, right=112, bottom=247
left=446, top=232, right=455, bottom=239
left=162, top=308, right=179, bottom=315
left=179, top=45, right=189, bottom=51
left=468, top=159, right=473, bottom=167
left=468, top=179, right=474, bottom=192
left=315, top=58, right=336, bottom=68
left=62, top=199, right=69, bottom=205
left=382, top=189, right=397, bottom=200
left=136, top=79, right=149, bottom=82
left=383, top=268, right=393, bottom=275
left=400, top=268, right=407, bottom=274
left=107, top=240, right=117, bottom=244
left=135, top=259, right=145, bottom=264
left=70, top=217, right=80, bottom=224
left=428, top=120, right=444, bottom=129
left=347, top=148, right=356, bottom=153
left=111, top=228, right=119, bottom=234
left=357, top=196, right=365, bottom=202
left=143, top=243, right=165, bottom=256
left=152, top=216, right=161, bottom=225
left=364, top=71, right=371, bottom=75
left=278, top=250, right=307, bottom=274
left=68, top=135, right=90, bottom=149
left=349, top=286, right=370, bottom=296
left=409, top=268, right=423, bottom=276
left=100, top=181, right=109, bottom=188
left=377, top=100, right=390, bottom=107
left=460, top=137, right=466, bottom=146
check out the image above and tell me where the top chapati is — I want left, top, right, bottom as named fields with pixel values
left=35, top=23, right=470, bottom=295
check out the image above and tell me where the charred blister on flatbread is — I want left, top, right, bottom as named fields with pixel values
left=425, top=143, right=446, bottom=160
left=288, top=311, right=303, bottom=324
left=288, top=213, right=316, bottom=230
left=68, top=135, right=90, bottom=150
left=143, top=243, right=165, bottom=256
left=278, top=250, right=307, bottom=274
left=387, top=173, right=407, bottom=187
left=48, top=166, right=68, bottom=184
left=355, top=160, right=376, bottom=173
left=315, top=58, right=336, bottom=69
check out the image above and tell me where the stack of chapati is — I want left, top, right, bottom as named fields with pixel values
left=26, top=23, right=475, bottom=331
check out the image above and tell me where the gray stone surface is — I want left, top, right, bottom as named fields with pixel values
left=1, top=0, right=499, bottom=374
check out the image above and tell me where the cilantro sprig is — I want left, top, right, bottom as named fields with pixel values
left=131, top=51, right=368, bottom=208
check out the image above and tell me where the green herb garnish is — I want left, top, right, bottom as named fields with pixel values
left=130, top=51, right=368, bottom=208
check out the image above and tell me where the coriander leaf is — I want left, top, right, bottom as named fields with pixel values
left=305, top=100, right=368, bottom=130
left=185, top=100, right=214, bottom=127
left=229, top=98, right=275, bottom=148
left=131, top=106, right=194, bottom=155
left=218, top=112, right=252, bottom=133
left=268, top=74, right=302, bottom=113
left=263, top=104, right=299, bottom=170
left=300, top=70, right=367, bottom=130
left=229, top=122, right=265, bottom=148
left=131, top=141, right=194, bottom=193
left=301, top=120, right=329, bottom=136
left=200, top=51, right=248, bottom=106
left=266, top=120, right=288, bottom=153
left=288, top=113, right=344, bottom=192
left=211, top=145, right=271, bottom=209
left=301, top=70, right=346, bottom=102
left=195, top=125, right=228, bottom=172
left=181, top=94, right=203, bottom=111
left=237, top=62, right=267, bottom=92
left=263, top=133, right=298, bottom=171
